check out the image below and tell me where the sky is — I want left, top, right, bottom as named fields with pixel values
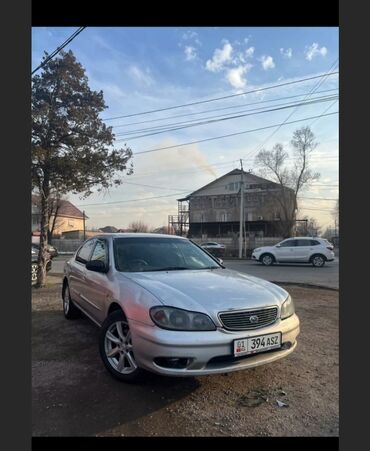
left=32, top=27, right=339, bottom=232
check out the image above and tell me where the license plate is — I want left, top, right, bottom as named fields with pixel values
left=234, top=332, right=281, bottom=357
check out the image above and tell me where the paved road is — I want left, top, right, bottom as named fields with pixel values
left=50, top=255, right=339, bottom=289
left=224, top=259, right=339, bottom=289
left=49, top=256, right=71, bottom=276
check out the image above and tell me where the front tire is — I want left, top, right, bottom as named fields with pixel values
left=311, top=254, right=326, bottom=267
left=260, top=253, right=274, bottom=266
left=99, top=310, right=145, bottom=383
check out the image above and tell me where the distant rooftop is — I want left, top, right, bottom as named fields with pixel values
left=32, top=194, right=87, bottom=219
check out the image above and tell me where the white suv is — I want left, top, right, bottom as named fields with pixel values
left=251, top=237, right=335, bottom=267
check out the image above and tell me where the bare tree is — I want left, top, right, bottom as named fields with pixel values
left=128, top=221, right=149, bottom=233
left=255, top=126, right=320, bottom=237
left=332, top=199, right=339, bottom=226
left=47, top=190, right=66, bottom=241
left=296, top=216, right=322, bottom=237
left=152, top=225, right=173, bottom=234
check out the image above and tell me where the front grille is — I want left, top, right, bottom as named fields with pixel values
left=218, top=306, right=278, bottom=331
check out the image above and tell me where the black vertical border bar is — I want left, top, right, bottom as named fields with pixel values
left=1, top=0, right=32, bottom=451
left=339, top=1, right=369, bottom=450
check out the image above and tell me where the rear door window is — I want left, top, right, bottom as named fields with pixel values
left=295, top=239, right=311, bottom=247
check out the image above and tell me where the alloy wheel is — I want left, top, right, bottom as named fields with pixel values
left=262, top=255, right=273, bottom=265
left=104, top=320, right=137, bottom=374
left=313, top=256, right=324, bottom=267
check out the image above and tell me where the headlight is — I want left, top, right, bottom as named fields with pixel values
left=150, top=306, right=216, bottom=331
left=254, top=248, right=261, bottom=252
left=281, top=295, right=295, bottom=319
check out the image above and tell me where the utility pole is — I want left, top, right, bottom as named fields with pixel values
left=83, top=210, right=86, bottom=241
left=239, top=159, right=244, bottom=259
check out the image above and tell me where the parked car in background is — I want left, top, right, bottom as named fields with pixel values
left=251, top=237, right=335, bottom=267
left=32, top=243, right=58, bottom=259
left=62, top=233, right=299, bottom=382
left=200, top=241, right=226, bottom=257
left=32, top=246, right=52, bottom=285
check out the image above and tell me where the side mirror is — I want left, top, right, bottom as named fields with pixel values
left=276, top=244, right=281, bottom=248
left=86, top=260, right=108, bottom=273
left=216, top=257, right=224, bottom=265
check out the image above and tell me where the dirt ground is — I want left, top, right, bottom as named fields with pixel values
left=32, top=278, right=339, bottom=437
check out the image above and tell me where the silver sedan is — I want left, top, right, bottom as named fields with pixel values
left=63, top=233, right=300, bottom=382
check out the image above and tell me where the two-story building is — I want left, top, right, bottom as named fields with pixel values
left=169, top=169, right=296, bottom=238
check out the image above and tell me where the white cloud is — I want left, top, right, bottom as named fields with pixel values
left=182, top=30, right=202, bottom=47
left=128, top=65, right=154, bottom=86
left=182, top=30, right=198, bottom=40
left=184, top=46, right=197, bottom=61
left=245, top=46, right=255, bottom=58
left=225, top=64, right=252, bottom=90
left=206, top=41, right=233, bottom=72
left=260, top=55, right=275, bottom=70
left=305, top=43, right=328, bottom=61
left=280, top=47, right=292, bottom=59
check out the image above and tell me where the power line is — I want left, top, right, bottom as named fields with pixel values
left=309, top=183, right=338, bottom=187
left=126, top=158, right=338, bottom=181
left=32, top=27, right=86, bottom=75
left=121, top=180, right=187, bottom=191
left=103, top=72, right=338, bottom=121
left=310, top=99, right=339, bottom=126
left=75, top=191, right=190, bottom=208
left=121, top=179, right=338, bottom=199
left=245, top=60, right=339, bottom=160
left=111, top=88, right=338, bottom=129
left=130, top=112, right=338, bottom=156
left=298, top=196, right=337, bottom=201
left=114, top=94, right=338, bottom=136
left=114, top=95, right=338, bottom=141
left=299, top=207, right=335, bottom=212
left=75, top=191, right=337, bottom=211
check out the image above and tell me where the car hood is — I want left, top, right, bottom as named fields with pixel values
left=121, top=269, right=288, bottom=322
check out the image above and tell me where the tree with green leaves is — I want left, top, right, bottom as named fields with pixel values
left=32, top=50, right=133, bottom=287
left=255, top=126, right=320, bottom=237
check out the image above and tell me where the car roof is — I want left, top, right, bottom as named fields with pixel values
left=286, top=237, right=318, bottom=240
left=92, top=233, right=187, bottom=240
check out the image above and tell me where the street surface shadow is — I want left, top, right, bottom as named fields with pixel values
left=32, top=310, right=200, bottom=436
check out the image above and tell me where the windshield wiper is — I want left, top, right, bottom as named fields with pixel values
left=143, top=266, right=190, bottom=272
left=200, top=266, right=220, bottom=270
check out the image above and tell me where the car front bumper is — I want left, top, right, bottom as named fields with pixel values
left=130, top=313, right=300, bottom=376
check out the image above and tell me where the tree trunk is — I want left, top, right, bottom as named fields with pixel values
left=36, top=182, right=49, bottom=288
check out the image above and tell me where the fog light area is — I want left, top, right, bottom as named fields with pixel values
left=154, top=357, right=191, bottom=369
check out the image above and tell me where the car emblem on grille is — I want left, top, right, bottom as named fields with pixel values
left=249, top=315, right=259, bottom=324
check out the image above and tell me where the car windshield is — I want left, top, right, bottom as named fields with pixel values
left=113, top=237, right=221, bottom=272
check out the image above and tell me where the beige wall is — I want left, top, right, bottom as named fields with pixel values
left=50, top=216, right=84, bottom=236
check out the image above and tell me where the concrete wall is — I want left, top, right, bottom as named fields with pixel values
left=50, top=239, right=83, bottom=254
